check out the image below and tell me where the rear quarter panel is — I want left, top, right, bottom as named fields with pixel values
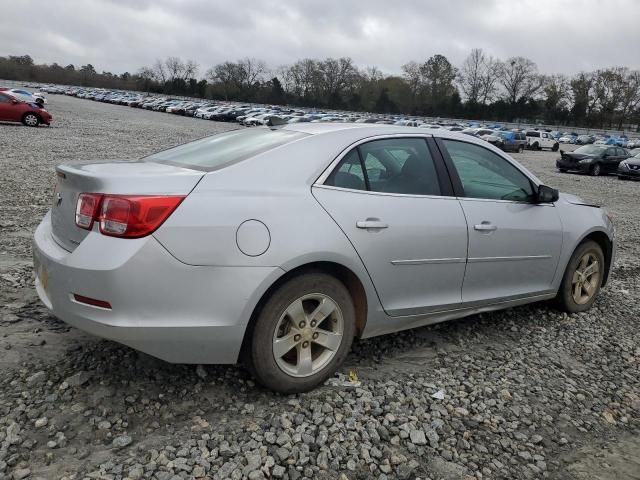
left=152, top=132, right=388, bottom=334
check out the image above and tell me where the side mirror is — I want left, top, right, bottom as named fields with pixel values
left=536, top=185, right=559, bottom=203
left=11, top=99, right=18, bottom=104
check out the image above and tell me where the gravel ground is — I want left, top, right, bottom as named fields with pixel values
left=0, top=95, right=639, bottom=480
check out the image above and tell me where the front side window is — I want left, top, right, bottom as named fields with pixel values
left=443, top=140, right=534, bottom=202
left=0, top=94, right=10, bottom=104
left=325, top=138, right=441, bottom=196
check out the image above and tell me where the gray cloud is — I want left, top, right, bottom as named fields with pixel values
left=2, top=0, right=638, bottom=76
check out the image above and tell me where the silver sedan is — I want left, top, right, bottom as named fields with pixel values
left=33, top=124, right=615, bottom=393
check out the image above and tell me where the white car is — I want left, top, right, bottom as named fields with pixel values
left=526, top=131, right=559, bottom=151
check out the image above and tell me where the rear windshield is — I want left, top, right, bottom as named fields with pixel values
left=145, top=128, right=308, bottom=171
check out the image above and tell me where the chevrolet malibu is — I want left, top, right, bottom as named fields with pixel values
left=33, top=125, right=615, bottom=393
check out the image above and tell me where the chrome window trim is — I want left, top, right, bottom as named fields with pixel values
left=312, top=184, right=459, bottom=201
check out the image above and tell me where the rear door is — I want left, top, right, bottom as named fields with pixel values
left=313, top=136, right=469, bottom=316
left=437, top=138, right=562, bottom=304
left=603, top=147, right=620, bottom=173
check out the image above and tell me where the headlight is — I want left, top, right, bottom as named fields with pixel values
left=619, top=161, right=629, bottom=169
left=579, top=159, right=592, bottom=164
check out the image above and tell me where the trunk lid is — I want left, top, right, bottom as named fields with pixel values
left=51, top=160, right=203, bottom=251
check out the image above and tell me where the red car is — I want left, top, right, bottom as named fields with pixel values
left=0, top=92, right=52, bottom=127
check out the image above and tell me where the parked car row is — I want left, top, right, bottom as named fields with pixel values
left=26, top=84, right=640, bottom=148
left=556, top=131, right=639, bottom=148
left=0, top=87, right=52, bottom=127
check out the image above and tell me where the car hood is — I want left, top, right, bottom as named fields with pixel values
left=624, top=157, right=640, bottom=166
left=560, top=151, right=594, bottom=161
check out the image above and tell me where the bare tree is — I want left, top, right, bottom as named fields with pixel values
left=616, top=69, right=640, bottom=128
left=499, top=57, right=543, bottom=105
left=458, top=49, right=485, bottom=103
left=401, top=61, right=422, bottom=110
left=152, top=59, right=167, bottom=83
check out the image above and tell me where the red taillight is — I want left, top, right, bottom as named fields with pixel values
left=73, top=294, right=112, bottom=309
left=75, top=193, right=103, bottom=230
left=75, top=194, right=185, bottom=238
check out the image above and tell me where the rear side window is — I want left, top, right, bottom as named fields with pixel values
left=145, top=128, right=308, bottom=171
left=527, top=131, right=540, bottom=138
left=325, top=138, right=441, bottom=196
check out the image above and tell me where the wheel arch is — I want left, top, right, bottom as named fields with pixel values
left=577, top=230, right=614, bottom=286
left=240, top=260, right=370, bottom=360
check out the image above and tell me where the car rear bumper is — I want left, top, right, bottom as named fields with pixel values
left=33, top=211, right=282, bottom=364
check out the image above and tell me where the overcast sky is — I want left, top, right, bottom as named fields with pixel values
left=2, top=0, right=639, bottom=77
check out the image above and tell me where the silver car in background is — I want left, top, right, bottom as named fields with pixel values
left=33, top=124, right=615, bottom=393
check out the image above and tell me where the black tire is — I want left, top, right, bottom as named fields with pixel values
left=22, top=112, right=40, bottom=127
left=552, top=143, right=559, bottom=152
left=532, top=142, right=540, bottom=151
left=554, top=240, right=605, bottom=313
left=518, top=144, right=524, bottom=153
left=590, top=163, right=602, bottom=176
left=559, top=168, right=567, bottom=173
left=249, top=272, right=356, bottom=393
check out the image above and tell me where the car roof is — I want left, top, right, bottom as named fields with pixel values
left=279, top=122, right=511, bottom=149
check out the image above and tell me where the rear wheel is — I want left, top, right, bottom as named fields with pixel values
left=22, top=113, right=40, bottom=127
left=590, top=163, right=602, bottom=176
left=559, top=168, right=567, bottom=173
left=518, top=144, right=524, bottom=153
left=552, top=143, right=559, bottom=152
left=555, top=241, right=604, bottom=313
left=249, top=273, right=355, bottom=393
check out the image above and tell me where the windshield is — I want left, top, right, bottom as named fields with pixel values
left=574, top=145, right=605, bottom=155
left=145, top=128, right=308, bottom=171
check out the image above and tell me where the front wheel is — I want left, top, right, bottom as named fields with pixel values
left=22, top=113, right=40, bottom=127
left=249, top=273, right=356, bottom=393
left=518, top=144, right=524, bottom=153
left=555, top=241, right=604, bottom=313
left=552, top=143, right=559, bottom=152
left=590, top=163, right=602, bottom=176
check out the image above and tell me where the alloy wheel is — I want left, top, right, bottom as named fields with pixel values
left=272, top=293, right=344, bottom=378
left=571, top=252, right=600, bottom=305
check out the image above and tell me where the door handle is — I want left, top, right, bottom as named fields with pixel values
left=474, top=222, right=497, bottom=232
left=356, top=219, right=388, bottom=229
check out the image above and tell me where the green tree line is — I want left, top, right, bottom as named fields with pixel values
left=2, top=52, right=639, bottom=130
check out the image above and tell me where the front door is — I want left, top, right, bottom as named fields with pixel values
left=438, top=138, right=563, bottom=303
left=313, top=137, right=468, bottom=316
left=0, top=93, right=14, bottom=121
